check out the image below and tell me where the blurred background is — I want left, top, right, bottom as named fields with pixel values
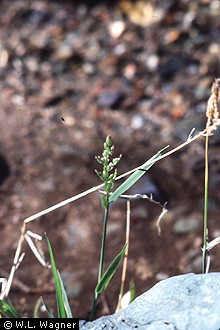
left=0, top=0, right=220, bottom=319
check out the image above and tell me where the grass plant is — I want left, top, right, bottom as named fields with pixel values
left=0, top=78, right=219, bottom=319
left=0, top=235, right=72, bottom=318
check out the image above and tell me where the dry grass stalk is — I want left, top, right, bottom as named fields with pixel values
left=202, top=78, right=220, bottom=273
left=116, top=200, right=130, bottom=312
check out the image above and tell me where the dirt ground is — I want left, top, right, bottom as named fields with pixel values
left=0, top=0, right=220, bottom=320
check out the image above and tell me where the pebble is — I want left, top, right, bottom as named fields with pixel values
left=108, top=21, right=125, bottom=39
left=97, top=90, right=124, bottom=109
left=155, top=272, right=169, bottom=281
left=173, top=212, right=202, bottom=234
left=135, top=257, right=153, bottom=280
left=145, top=54, right=159, bottom=72
left=24, top=56, right=39, bottom=73
left=0, top=49, right=9, bottom=68
left=123, top=63, right=136, bottom=80
left=29, top=31, right=51, bottom=50
left=54, top=43, right=73, bottom=61
left=113, top=43, right=126, bottom=55
left=82, top=62, right=96, bottom=75
left=130, top=114, right=144, bottom=129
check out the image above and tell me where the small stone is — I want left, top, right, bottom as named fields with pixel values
left=30, top=32, right=50, bottom=50
left=135, top=257, right=153, bottom=280
left=183, top=11, right=196, bottom=30
left=0, top=49, right=9, bottom=68
left=130, top=115, right=144, bottom=129
left=24, top=56, right=39, bottom=72
left=155, top=272, right=169, bottom=281
left=145, top=54, right=159, bottom=72
left=108, top=21, right=125, bottom=39
left=97, top=90, right=124, bottom=109
left=54, top=43, right=73, bottom=61
left=123, top=63, right=136, bottom=80
left=82, top=62, right=96, bottom=75
left=113, top=43, right=126, bottom=55
left=173, top=213, right=202, bottom=234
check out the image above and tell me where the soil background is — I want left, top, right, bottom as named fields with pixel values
left=0, top=0, right=220, bottom=319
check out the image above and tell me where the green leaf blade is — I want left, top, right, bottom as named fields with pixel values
left=0, top=300, right=20, bottom=318
left=109, top=146, right=169, bottom=203
left=58, top=272, right=73, bottom=318
left=46, top=235, right=67, bottom=318
left=41, top=297, right=55, bottom=318
left=95, top=243, right=127, bottom=295
left=129, top=279, right=136, bottom=303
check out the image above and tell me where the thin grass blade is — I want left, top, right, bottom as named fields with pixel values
left=46, top=235, right=67, bottom=318
left=95, top=243, right=127, bottom=294
left=58, top=271, right=73, bottom=318
left=33, top=297, right=42, bottom=318
left=129, top=279, right=135, bottom=303
left=5, top=299, right=18, bottom=312
left=40, top=297, right=54, bottom=318
left=109, top=146, right=169, bottom=203
left=0, top=300, right=20, bottom=318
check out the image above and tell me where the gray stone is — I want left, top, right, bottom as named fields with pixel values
left=173, top=212, right=202, bottom=234
left=80, top=273, right=220, bottom=330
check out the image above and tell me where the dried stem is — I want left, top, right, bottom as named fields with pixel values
left=202, top=78, right=220, bottom=273
left=116, top=201, right=130, bottom=312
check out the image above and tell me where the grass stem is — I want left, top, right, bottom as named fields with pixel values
left=90, top=203, right=109, bottom=320
left=202, top=130, right=209, bottom=273
left=98, top=204, right=109, bottom=282
left=90, top=293, right=98, bottom=321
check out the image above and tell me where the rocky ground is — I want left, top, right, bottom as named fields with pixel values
left=0, top=0, right=220, bottom=319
